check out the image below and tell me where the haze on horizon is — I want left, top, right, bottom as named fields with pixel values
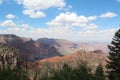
left=0, top=0, right=120, bottom=42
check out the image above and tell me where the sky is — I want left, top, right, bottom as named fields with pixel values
left=0, top=0, right=120, bottom=42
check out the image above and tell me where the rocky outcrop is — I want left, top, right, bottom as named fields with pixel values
left=0, top=43, right=19, bottom=69
left=0, top=34, right=62, bottom=61
left=37, top=38, right=79, bottom=55
left=0, top=34, right=108, bottom=62
left=37, top=38, right=108, bottom=55
left=37, top=50, right=107, bottom=68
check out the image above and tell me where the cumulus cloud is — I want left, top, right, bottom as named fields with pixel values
left=116, top=0, right=120, bottom=2
left=0, top=24, right=117, bottom=42
left=0, top=0, right=3, bottom=5
left=59, top=5, right=72, bottom=11
left=0, top=10, right=117, bottom=42
left=21, top=24, right=34, bottom=30
left=6, top=14, right=15, bottom=19
left=0, top=20, right=16, bottom=27
left=77, top=28, right=117, bottom=42
left=88, top=16, right=97, bottom=21
left=47, top=12, right=97, bottom=29
left=15, top=0, right=66, bottom=18
left=23, top=10, right=46, bottom=18
left=15, top=0, right=23, bottom=4
left=68, top=5, right=72, bottom=9
left=84, top=23, right=98, bottom=29
left=0, top=18, right=117, bottom=42
left=23, top=0, right=65, bottom=10
left=100, top=12, right=117, bottom=18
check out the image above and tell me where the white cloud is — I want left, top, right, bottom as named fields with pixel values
left=68, top=5, right=72, bottom=9
left=84, top=23, right=98, bottom=29
left=23, top=10, right=46, bottom=18
left=0, top=11, right=117, bottom=42
left=0, top=25, right=117, bottom=42
left=0, top=20, right=16, bottom=27
left=0, top=0, right=3, bottom=5
left=88, top=16, right=97, bottom=21
left=23, top=0, right=65, bottom=10
left=116, top=0, right=120, bottom=2
left=100, top=12, right=117, bottom=18
left=47, top=12, right=97, bottom=29
left=59, top=5, right=72, bottom=11
left=6, top=14, right=15, bottom=19
left=15, top=0, right=23, bottom=4
left=21, top=24, right=34, bottom=30
left=77, top=28, right=117, bottom=42
left=16, top=0, right=66, bottom=18
left=0, top=19, right=117, bottom=42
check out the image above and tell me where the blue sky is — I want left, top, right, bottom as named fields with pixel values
left=0, top=0, right=120, bottom=42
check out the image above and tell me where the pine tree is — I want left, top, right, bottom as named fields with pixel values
left=72, top=61, right=93, bottom=80
left=52, top=64, right=72, bottom=80
left=95, top=64, right=105, bottom=80
left=106, top=29, right=120, bottom=80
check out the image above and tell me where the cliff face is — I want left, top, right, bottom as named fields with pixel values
left=37, top=50, right=107, bottom=69
left=0, top=34, right=108, bottom=62
left=0, top=43, right=19, bottom=69
left=0, top=34, right=108, bottom=73
left=0, top=34, right=62, bottom=61
left=37, top=38, right=80, bottom=55
left=37, top=38, right=108, bottom=55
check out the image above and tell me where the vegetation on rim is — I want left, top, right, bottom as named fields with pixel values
left=0, top=28, right=120, bottom=80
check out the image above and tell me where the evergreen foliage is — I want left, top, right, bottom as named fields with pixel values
left=0, top=69, right=29, bottom=80
left=72, top=62, right=93, bottom=80
left=40, top=62, right=94, bottom=80
left=106, top=29, right=120, bottom=80
left=0, top=43, right=28, bottom=80
left=95, top=64, right=105, bottom=80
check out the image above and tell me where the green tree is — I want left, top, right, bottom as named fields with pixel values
left=40, top=61, right=94, bottom=80
left=0, top=68, right=29, bottom=80
left=40, top=64, right=71, bottom=80
left=72, top=61, right=93, bottom=80
left=95, top=64, right=105, bottom=80
left=48, top=64, right=73, bottom=80
left=0, top=43, right=29, bottom=80
left=106, top=29, right=120, bottom=80
left=56, top=64, right=72, bottom=80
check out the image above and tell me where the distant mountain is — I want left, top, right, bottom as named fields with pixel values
left=36, top=50, right=107, bottom=70
left=0, top=34, right=110, bottom=77
left=0, top=34, right=62, bottom=61
left=0, top=34, right=108, bottom=61
left=37, top=38, right=108, bottom=55
left=79, top=42, right=108, bottom=53
left=37, top=38, right=79, bottom=55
